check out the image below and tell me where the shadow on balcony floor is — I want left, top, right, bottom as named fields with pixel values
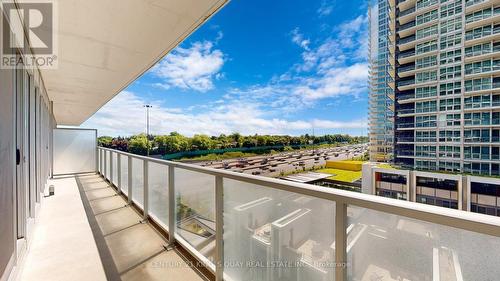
left=76, top=174, right=209, bottom=281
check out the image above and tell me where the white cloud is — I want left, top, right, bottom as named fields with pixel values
left=317, top=1, right=334, bottom=17
left=291, top=28, right=311, bottom=51
left=152, top=41, right=224, bottom=92
left=227, top=15, right=369, bottom=109
left=293, top=63, right=368, bottom=101
left=83, top=91, right=367, bottom=137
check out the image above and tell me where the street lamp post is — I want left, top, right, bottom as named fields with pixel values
left=144, top=105, right=152, bottom=156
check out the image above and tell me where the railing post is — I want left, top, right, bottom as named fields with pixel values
left=335, top=202, right=347, bottom=281
left=168, top=165, right=175, bottom=244
left=143, top=160, right=149, bottom=220
left=215, top=175, right=224, bottom=281
left=128, top=156, right=133, bottom=204
left=117, top=154, right=122, bottom=193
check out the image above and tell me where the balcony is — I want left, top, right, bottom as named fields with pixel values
left=396, top=137, right=415, bottom=143
left=5, top=1, right=500, bottom=281
left=92, top=147, right=500, bottom=281
left=18, top=140, right=500, bottom=281
left=397, top=108, right=416, bottom=116
left=396, top=123, right=416, bottom=129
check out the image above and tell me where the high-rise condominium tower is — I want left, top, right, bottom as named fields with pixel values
left=369, top=0, right=396, bottom=162
left=371, top=0, right=500, bottom=176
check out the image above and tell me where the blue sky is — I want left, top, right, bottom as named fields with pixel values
left=84, top=0, right=370, bottom=137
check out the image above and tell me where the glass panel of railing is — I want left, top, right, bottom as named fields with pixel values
left=97, top=149, right=102, bottom=174
left=105, top=150, right=111, bottom=180
left=120, top=155, right=129, bottom=195
left=347, top=206, right=500, bottom=280
left=223, top=179, right=336, bottom=281
left=175, top=168, right=215, bottom=265
left=112, top=152, right=118, bottom=186
left=148, top=162, right=169, bottom=229
left=132, top=158, right=144, bottom=207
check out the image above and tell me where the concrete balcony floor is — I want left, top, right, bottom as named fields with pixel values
left=18, top=174, right=207, bottom=281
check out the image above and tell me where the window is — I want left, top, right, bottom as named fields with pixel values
left=416, top=160, right=437, bottom=170
left=439, top=146, right=461, bottom=158
left=417, top=0, right=438, bottom=10
left=438, top=161, right=461, bottom=172
left=416, top=86, right=437, bottom=98
left=439, top=81, right=461, bottom=96
left=417, top=10, right=438, bottom=25
left=439, top=130, right=461, bottom=142
left=416, top=56, right=437, bottom=69
left=441, top=16, right=462, bottom=34
left=416, top=25, right=438, bottom=40
left=416, top=40, right=438, bottom=54
left=466, top=7, right=493, bottom=24
left=464, top=94, right=492, bottom=109
left=440, top=32, right=461, bottom=49
left=464, top=59, right=500, bottom=75
left=440, top=0, right=462, bottom=18
left=445, top=113, right=461, bottom=126
left=416, top=115, right=437, bottom=127
left=464, top=112, right=491, bottom=125
left=416, top=71, right=437, bottom=83
left=416, top=130, right=437, bottom=142
left=439, top=97, right=461, bottom=111
left=465, top=43, right=492, bottom=58
left=416, top=100, right=437, bottom=113
left=416, top=145, right=437, bottom=157
left=440, top=49, right=461, bottom=64
left=464, top=129, right=491, bottom=142
left=440, top=65, right=461, bottom=80
left=464, top=146, right=491, bottom=160
left=465, top=78, right=491, bottom=92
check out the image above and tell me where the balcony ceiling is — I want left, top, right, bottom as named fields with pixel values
left=39, top=0, right=227, bottom=126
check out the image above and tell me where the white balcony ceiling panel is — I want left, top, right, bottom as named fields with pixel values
left=38, top=0, right=227, bottom=125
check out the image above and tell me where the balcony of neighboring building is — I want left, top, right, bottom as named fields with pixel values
left=466, top=0, right=500, bottom=14
left=465, top=23, right=500, bottom=46
left=465, top=7, right=500, bottom=30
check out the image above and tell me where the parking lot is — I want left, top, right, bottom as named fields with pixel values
left=191, top=143, right=368, bottom=178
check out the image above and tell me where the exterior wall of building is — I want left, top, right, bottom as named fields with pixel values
left=362, top=163, right=500, bottom=216
left=390, top=0, right=500, bottom=176
left=0, top=8, right=55, bottom=281
left=369, top=0, right=396, bottom=162
left=0, top=42, right=17, bottom=281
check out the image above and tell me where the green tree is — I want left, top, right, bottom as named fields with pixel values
left=128, top=134, right=150, bottom=155
left=191, top=134, right=213, bottom=151
left=98, top=136, right=113, bottom=147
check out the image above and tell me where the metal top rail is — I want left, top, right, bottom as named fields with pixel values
left=98, top=146, right=500, bottom=238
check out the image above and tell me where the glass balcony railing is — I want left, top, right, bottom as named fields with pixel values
left=397, top=123, right=415, bottom=129
left=97, top=147, right=500, bottom=281
left=397, top=137, right=415, bottom=142
left=398, top=65, right=415, bottom=73
left=398, top=80, right=415, bottom=87
left=466, top=0, right=486, bottom=7
left=399, top=21, right=416, bottom=31
left=465, top=137, right=492, bottom=143
left=398, top=51, right=416, bottom=59
left=398, top=108, right=416, bottom=114
left=399, top=35, right=416, bottom=45
left=397, top=150, right=415, bottom=156
left=399, top=7, right=416, bottom=17
left=398, top=93, right=416, bottom=101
